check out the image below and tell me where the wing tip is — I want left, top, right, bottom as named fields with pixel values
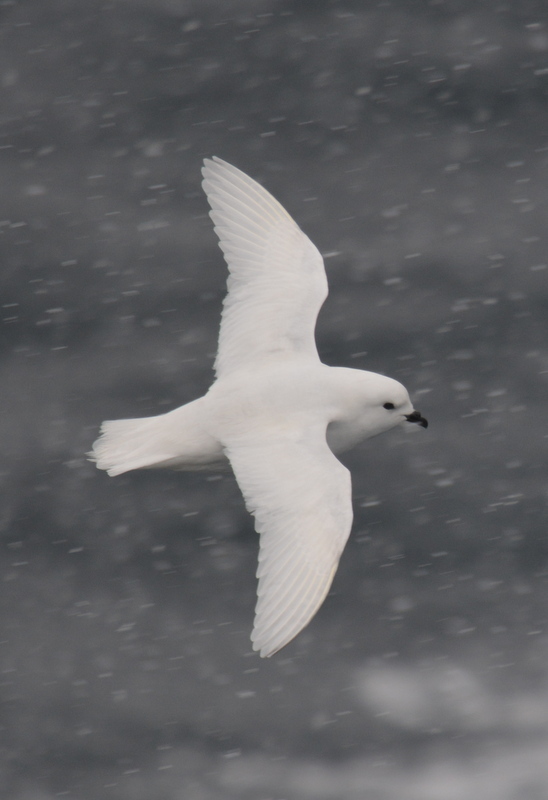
left=251, top=634, right=294, bottom=659
left=250, top=563, right=340, bottom=657
left=201, top=155, right=237, bottom=181
left=201, top=155, right=220, bottom=183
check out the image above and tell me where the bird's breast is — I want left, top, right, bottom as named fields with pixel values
left=326, top=417, right=368, bottom=454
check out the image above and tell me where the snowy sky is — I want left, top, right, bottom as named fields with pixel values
left=1, top=2, right=548, bottom=798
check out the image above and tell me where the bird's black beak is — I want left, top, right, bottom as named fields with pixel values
left=405, top=410, right=428, bottom=428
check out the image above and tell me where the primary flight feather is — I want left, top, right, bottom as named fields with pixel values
left=90, top=156, right=428, bottom=657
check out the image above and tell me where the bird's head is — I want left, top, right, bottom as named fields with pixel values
left=356, top=372, right=428, bottom=436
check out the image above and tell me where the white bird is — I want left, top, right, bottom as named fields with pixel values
left=90, top=157, right=428, bottom=657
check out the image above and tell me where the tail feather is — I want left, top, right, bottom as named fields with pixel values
left=89, top=416, right=176, bottom=477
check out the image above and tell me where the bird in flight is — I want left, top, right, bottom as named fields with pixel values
left=90, top=157, right=428, bottom=657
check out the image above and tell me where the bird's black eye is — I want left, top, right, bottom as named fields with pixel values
left=383, top=402, right=395, bottom=410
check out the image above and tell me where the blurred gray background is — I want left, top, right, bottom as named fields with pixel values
left=1, top=0, right=548, bottom=798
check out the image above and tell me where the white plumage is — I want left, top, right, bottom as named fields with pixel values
left=90, top=157, right=427, bottom=657
left=202, top=157, right=327, bottom=377
left=224, top=426, right=352, bottom=657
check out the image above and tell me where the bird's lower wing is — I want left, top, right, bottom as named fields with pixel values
left=202, top=157, right=328, bottom=379
left=224, top=426, right=353, bottom=657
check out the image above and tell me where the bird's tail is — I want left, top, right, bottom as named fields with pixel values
left=88, top=415, right=178, bottom=477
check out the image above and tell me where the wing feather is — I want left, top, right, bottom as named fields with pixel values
left=224, top=427, right=353, bottom=657
left=202, top=157, right=328, bottom=377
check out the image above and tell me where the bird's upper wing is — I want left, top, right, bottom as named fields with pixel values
left=224, top=425, right=353, bottom=657
left=201, top=157, right=328, bottom=378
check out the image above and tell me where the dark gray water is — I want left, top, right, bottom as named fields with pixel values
left=1, top=1, right=548, bottom=797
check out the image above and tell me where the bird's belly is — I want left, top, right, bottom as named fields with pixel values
left=172, top=452, right=229, bottom=471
